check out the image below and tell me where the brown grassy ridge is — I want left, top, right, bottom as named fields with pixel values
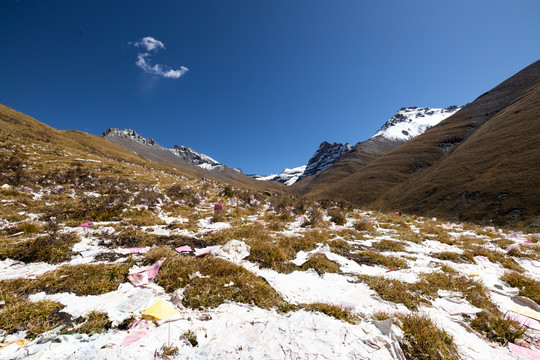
left=292, top=60, right=540, bottom=228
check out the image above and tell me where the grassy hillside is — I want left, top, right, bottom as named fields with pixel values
left=298, top=60, right=540, bottom=228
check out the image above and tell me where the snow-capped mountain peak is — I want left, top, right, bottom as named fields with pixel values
left=299, top=142, right=352, bottom=181
left=171, top=145, right=223, bottom=171
left=252, top=165, right=307, bottom=186
left=251, top=142, right=351, bottom=186
left=374, top=106, right=460, bottom=141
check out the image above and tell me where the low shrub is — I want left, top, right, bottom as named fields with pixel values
left=327, top=208, right=346, bottom=225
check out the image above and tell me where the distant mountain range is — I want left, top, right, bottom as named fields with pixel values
left=292, top=59, right=540, bottom=227
left=252, top=106, right=460, bottom=185
left=101, top=106, right=460, bottom=187
left=6, top=59, right=537, bottom=227
left=99, top=128, right=281, bottom=191
left=101, top=128, right=224, bottom=171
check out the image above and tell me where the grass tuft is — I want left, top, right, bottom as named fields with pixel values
left=470, top=311, right=525, bottom=345
left=500, top=272, right=540, bottom=303
left=0, top=300, right=68, bottom=338
left=300, top=253, right=340, bottom=275
left=397, top=313, right=459, bottom=360
left=72, top=310, right=111, bottom=335
left=301, top=302, right=359, bottom=324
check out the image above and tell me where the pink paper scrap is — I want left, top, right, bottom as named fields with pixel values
left=128, top=258, right=165, bottom=286
left=507, top=311, right=540, bottom=331
left=506, top=243, right=520, bottom=253
left=508, top=342, right=540, bottom=360
left=121, top=330, right=148, bottom=346
left=176, top=245, right=193, bottom=253
left=195, top=246, right=221, bottom=257
left=81, top=221, right=94, bottom=228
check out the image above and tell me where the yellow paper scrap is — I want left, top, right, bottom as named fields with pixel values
left=512, top=303, right=540, bottom=322
left=142, top=299, right=179, bottom=321
left=0, top=339, right=26, bottom=349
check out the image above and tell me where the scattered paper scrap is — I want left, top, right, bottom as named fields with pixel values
left=142, top=299, right=179, bottom=321
left=117, top=290, right=153, bottom=313
left=128, top=258, right=165, bottom=286
left=508, top=342, right=540, bottom=360
left=512, top=303, right=540, bottom=322
left=176, top=245, right=193, bottom=253
left=195, top=246, right=221, bottom=257
left=506, top=311, right=540, bottom=331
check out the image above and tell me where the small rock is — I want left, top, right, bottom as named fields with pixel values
left=198, top=314, right=212, bottom=321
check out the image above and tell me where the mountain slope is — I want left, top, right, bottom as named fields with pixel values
left=292, top=106, right=459, bottom=193
left=298, top=142, right=353, bottom=181
left=101, top=127, right=283, bottom=191
left=301, top=60, right=540, bottom=227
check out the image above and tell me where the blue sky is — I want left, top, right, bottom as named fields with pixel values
left=1, top=0, right=539, bottom=175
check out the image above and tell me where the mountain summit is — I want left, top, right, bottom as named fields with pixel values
left=254, top=106, right=459, bottom=186
left=101, top=127, right=223, bottom=171
left=374, top=106, right=460, bottom=141
left=251, top=142, right=352, bottom=185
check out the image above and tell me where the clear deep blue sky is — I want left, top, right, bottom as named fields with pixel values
left=1, top=0, right=539, bottom=175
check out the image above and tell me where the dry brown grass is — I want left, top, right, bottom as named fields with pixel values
left=500, top=272, right=540, bottom=303
left=71, top=310, right=111, bottom=335
left=144, top=246, right=287, bottom=309
left=345, top=249, right=408, bottom=269
left=0, top=300, right=68, bottom=338
left=300, top=253, right=340, bottom=275
left=353, top=218, right=375, bottom=232
left=0, top=232, right=79, bottom=264
left=301, top=303, right=360, bottom=323
left=371, top=239, right=406, bottom=252
left=397, top=313, right=459, bottom=360
left=466, top=246, right=524, bottom=272
left=0, top=263, right=130, bottom=300
left=358, top=275, right=421, bottom=310
left=470, top=311, right=525, bottom=345
left=122, top=209, right=165, bottom=226
left=419, top=223, right=451, bottom=243
left=431, top=251, right=474, bottom=264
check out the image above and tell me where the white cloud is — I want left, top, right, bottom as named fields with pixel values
left=131, top=36, right=188, bottom=79
left=133, top=36, right=165, bottom=52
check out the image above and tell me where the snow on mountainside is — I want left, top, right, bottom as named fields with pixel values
left=171, top=145, right=222, bottom=171
left=251, top=165, right=307, bottom=186
left=251, top=142, right=352, bottom=186
left=253, top=106, right=460, bottom=186
left=374, top=106, right=460, bottom=141
left=101, top=128, right=224, bottom=171
left=299, top=142, right=353, bottom=181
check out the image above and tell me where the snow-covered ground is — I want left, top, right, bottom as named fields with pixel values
left=1, top=163, right=540, bottom=359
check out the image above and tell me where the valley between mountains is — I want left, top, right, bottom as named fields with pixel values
left=0, top=59, right=539, bottom=359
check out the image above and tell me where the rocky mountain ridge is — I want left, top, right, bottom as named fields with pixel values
left=254, top=106, right=459, bottom=186
left=101, top=127, right=224, bottom=171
